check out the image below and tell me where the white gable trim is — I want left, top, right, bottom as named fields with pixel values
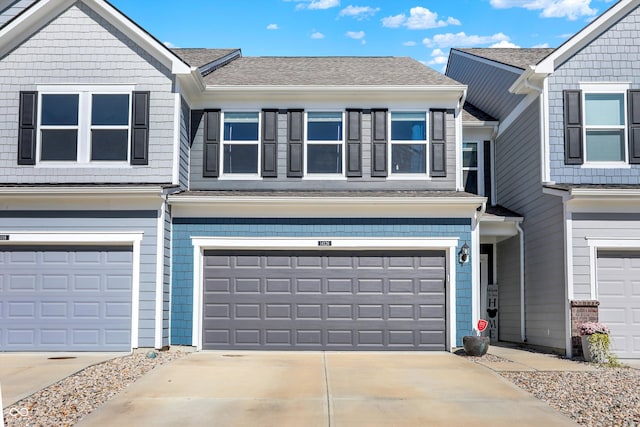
left=536, top=0, right=640, bottom=73
left=0, top=0, right=192, bottom=75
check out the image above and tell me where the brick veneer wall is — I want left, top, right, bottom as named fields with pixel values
left=570, top=300, right=599, bottom=357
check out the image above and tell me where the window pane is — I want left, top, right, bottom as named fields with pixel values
left=41, top=94, right=78, bottom=125
left=585, top=94, right=624, bottom=126
left=391, top=144, right=426, bottom=173
left=91, top=130, right=129, bottom=161
left=308, top=112, right=342, bottom=141
left=223, top=144, right=258, bottom=173
left=307, top=144, right=342, bottom=173
left=391, top=113, right=426, bottom=141
left=92, top=94, right=130, bottom=125
left=463, top=142, right=478, bottom=167
left=41, top=129, right=77, bottom=161
left=224, top=112, right=259, bottom=141
left=586, top=130, right=625, bottom=162
left=463, top=170, right=478, bottom=194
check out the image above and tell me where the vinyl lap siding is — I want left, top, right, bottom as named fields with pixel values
left=547, top=5, right=640, bottom=184
left=446, top=52, right=524, bottom=121
left=0, top=3, right=176, bottom=184
left=179, top=98, right=190, bottom=189
left=163, top=203, right=172, bottom=346
left=0, top=211, right=159, bottom=347
left=189, top=110, right=457, bottom=191
left=495, top=101, right=566, bottom=350
left=572, top=213, right=640, bottom=300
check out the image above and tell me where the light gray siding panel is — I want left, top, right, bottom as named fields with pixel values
left=178, top=98, right=190, bottom=189
left=446, top=52, right=525, bottom=121
left=0, top=211, right=159, bottom=347
left=495, top=101, right=566, bottom=350
left=548, top=4, right=640, bottom=184
left=0, top=0, right=36, bottom=27
left=0, top=3, right=176, bottom=184
left=497, top=236, right=521, bottom=343
left=190, top=110, right=457, bottom=191
left=571, top=213, right=640, bottom=300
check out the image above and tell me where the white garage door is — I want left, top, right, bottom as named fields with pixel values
left=597, top=251, right=640, bottom=359
left=0, top=246, right=133, bottom=351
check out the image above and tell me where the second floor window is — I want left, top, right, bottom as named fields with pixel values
left=463, top=142, right=478, bottom=194
left=390, top=112, right=427, bottom=174
left=306, top=112, right=343, bottom=175
left=584, top=93, right=626, bottom=163
left=40, top=92, right=131, bottom=162
left=223, top=112, right=259, bottom=174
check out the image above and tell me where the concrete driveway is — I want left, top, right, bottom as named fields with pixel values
left=0, top=353, right=124, bottom=408
left=78, top=351, right=577, bottom=427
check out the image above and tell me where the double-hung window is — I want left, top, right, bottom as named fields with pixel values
left=222, top=112, right=260, bottom=175
left=584, top=92, right=626, bottom=163
left=463, top=142, right=478, bottom=194
left=390, top=112, right=427, bottom=174
left=306, top=112, right=343, bottom=175
left=38, top=88, right=132, bottom=163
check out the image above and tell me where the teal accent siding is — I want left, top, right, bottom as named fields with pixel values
left=171, top=218, right=473, bottom=347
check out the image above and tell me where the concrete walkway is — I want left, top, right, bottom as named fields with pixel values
left=78, top=351, right=577, bottom=427
left=0, top=353, right=125, bottom=408
left=483, top=345, right=598, bottom=372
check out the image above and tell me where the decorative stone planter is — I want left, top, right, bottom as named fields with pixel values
left=463, top=336, right=490, bottom=356
left=581, top=335, right=593, bottom=362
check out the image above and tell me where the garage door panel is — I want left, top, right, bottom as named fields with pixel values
left=597, top=251, right=640, bottom=358
left=203, top=250, right=446, bottom=351
left=0, top=247, right=133, bottom=351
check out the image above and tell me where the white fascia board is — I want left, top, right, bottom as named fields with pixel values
left=569, top=188, right=640, bottom=198
left=0, top=185, right=167, bottom=196
left=170, top=196, right=485, bottom=219
left=536, top=0, right=638, bottom=74
left=462, top=121, right=499, bottom=128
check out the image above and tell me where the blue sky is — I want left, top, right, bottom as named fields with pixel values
left=109, top=0, right=617, bottom=71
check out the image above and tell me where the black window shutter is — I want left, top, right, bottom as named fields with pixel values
left=628, top=90, right=640, bottom=164
left=203, top=109, right=221, bottom=177
left=430, top=109, right=446, bottom=177
left=18, top=91, right=37, bottom=165
left=287, top=109, right=304, bottom=178
left=564, top=90, right=583, bottom=165
left=346, top=109, right=362, bottom=177
left=130, top=91, right=150, bottom=165
left=371, top=109, right=388, bottom=177
left=262, top=109, right=278, bottom=177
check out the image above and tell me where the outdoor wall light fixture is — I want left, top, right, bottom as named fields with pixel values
left=458, top=242, right=470, bottom=264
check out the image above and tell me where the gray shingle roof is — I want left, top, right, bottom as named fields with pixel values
left=171, top=48, right=240, bottom=68
left=172, top=190, right=480, bottom=198
left=203, top=56, right=462, bottom=86
left=456, top=48, right=555, bottom=70
left=463, top=102, right=497, bottom=123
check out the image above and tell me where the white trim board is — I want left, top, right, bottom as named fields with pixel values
left=189, top=237, right=460, bottom=352
left=0, top=231, right=144, bottom=350
left=586, top=238, right=640, bottom=300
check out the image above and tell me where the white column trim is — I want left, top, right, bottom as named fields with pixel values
left=154, top=205, right=166, bottom=349
left=172, top=91, right=182, bottom=186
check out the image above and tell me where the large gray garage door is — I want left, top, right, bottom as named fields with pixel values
left=597, top=251, right=640, bottom=359
left=0, top=246, right=133, bottom=352
left=203, top=250, right=446, bottom=350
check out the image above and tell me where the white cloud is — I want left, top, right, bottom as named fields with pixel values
left=423, top=32, right=511, bottom=48
left=339, top=5, right=380, bottom=19
left=532, top=42, right=550, bottom=48
left=267, top=24, right=279, bottom=30
left=308, top=0, right=340, bottom=9
left=382, top=7, right=461, bottom=30
left=163, top=41, right=177, bottom=48
left=490, top=40, right=521, bottom=48
left=403, top=41, right=417, bottom=47
left=346, top=31, right=365, bottom=39
left=311, top=31, right=325, bottom=39
left=431, top=48, right=446, bottom=57
left=489, top=0, right=597, bottom=20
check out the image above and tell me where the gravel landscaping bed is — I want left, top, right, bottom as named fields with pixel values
left=3, top=350, right=187, bottom=427
left=460, top=352, right=640, bottom=427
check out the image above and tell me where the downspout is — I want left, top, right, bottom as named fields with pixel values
left=516, top=222, right=526, bottom=342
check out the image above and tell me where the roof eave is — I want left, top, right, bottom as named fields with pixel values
left=204, top=85, right=466, bottom=93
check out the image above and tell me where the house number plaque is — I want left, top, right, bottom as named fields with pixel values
left=318, top=240, right=332, bottom=247
left=0, top=235, right=9, bottom=241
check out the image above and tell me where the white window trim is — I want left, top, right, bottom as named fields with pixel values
left=586, top=238, right=640, bottom=300
left=580, top=82, right=631, bottom=167
left=190, top=236, right=459, bottom=352
left=220, top=111, right=262, bottom=180
left=388, top=111, right=430, bottom=179
left=0, top=231, right=144, bottom=350
left=304, top=110, right=346, bottom=179
left=35, top=85, right=135, bottom=167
